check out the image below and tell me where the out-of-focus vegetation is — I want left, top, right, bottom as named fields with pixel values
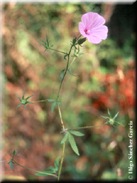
left=2, top=2, right=136, bottom=181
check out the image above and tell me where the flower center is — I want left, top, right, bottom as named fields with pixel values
left=84, top=29, right=90, bottom=35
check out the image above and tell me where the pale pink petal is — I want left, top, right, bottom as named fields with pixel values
left=87, top=35, right=102, bottom=44
left=89, top=13, right=106, bottom=29
left=92, top=25, right=108, bottom=40
left=79, top=12, right=108, bottom=44
left=82, top=12, right=105, bottom=30
left=79, top=22, right=87, bottom=37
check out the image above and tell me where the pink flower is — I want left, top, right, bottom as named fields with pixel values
left=79, top=12, right=108, bottom=44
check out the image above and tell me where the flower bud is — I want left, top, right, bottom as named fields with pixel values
left=78, top=37, right=86, bottom=45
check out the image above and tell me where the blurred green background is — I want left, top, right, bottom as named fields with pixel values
left=2, top=2, right=136, bottom=181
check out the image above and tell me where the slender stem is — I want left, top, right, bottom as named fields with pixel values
left=13, top=160, right=57, bottom=178
left=68, top=124, right=107, bottom=131
left=57, top=106, right=65, bottom=181
left=49, top=48, right=67, bottom=55
left=58, top=143, right=65, bottom=181
left=58, top=105, right=65, bottom=130
left=68, top=57, right=76, bottom=70
left=56, top=45, right=73, bottom=101
left=31, top=100, right=48, bottom=103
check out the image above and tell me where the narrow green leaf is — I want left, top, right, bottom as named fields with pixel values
left=72, top=37, right=77, bottom=44
left=68, top=69, right=77, bottom=77
left=68, top=133, right=80, bottom=156
left=101, top=115, right=109, bottom=119
left=64, top=54, right=68, bottom=60
left=51, top=102, right=56, bottom=113
left=12, top=150, right=18, bottom=156
left=61, top=132, right=69, bottom=144
left=35, top=170, right=54, bottom=176
left=46, top=35, right=49, bottom=45
left=15, top=94, right=21, bottom=102
left=113, top=112, right=119, bottom=120
left=115, top=121, right=124, bottom=126
left=107, top=108, right=111, bottom=117
left=24, top=105, right=26, bottom=110
left=46, top=166, right=56, bottom=173
left=60, top=69, right=65, bottom=80
left=47, top=99, right=55, bottom=102
left=56, top=101, right=62, bottom=106
left=69, top=131, right=84, bottom=136
left=22, top=88, right=25, bottom=99
left=10, top=162, right=13, bottom=170
left=16, top=103, right=22, bottom=109
left=54, top=156, right=61, bottom=169
left=26, top=94, right=35, bottom=100
left=27, top=101, right=33, bottom=104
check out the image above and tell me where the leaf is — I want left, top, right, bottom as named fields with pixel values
left=69, top=131, right=84, bottom=136
left=115, top=121, right=124, bottom=126
left=113, top=112, right=119, bottom=120
left=35, top=170, right=54, bottom=176
left=64, top=54, right=68, bottom=60
left=68, top=133, right=80, bottom=156
left=46, top=166, right=56, bottom=173
left=10, top=162, right=13, bottom=170
left=15, top=94, right=21, bottom=102
left=26, top=94, right=35, bottom=100
left=72, top=37, right=77, bottom=45
left=68, top=69, right=77, bottom=77
left=60, top=69, right=65, bottom=80
left=107, top=108, right=111, bottom=117
left=51, top=102, right=56, bottom=113
left=16, top=103, right=22, bottom=109
left=61, top=132, right=69, bottom=144
left=54, top=156, right=61, bottom=169
left=101, top=115, right=109, bottom=119
left=12, top=150, right=18, bottom=156
left=47, top=99, right=55, bottom=102
left=22, top=88, right=25, bottom=99
left=56, top=101, right=62, bottom=106
left=27, top=101, right=33, bottom=104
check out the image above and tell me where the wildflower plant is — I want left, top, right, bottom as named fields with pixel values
left=3, top=11, right=124, bottom=180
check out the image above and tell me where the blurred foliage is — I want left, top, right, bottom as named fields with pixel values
left=2, top=2, right=136, bottom=181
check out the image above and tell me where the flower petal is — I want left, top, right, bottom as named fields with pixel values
left=92, top=25, right=108, bottom=40
left=82, top=12, right=105, bottom=30
left=87, top=35, right=102, bottom=44
left=79, top=22, right=87, bottom=37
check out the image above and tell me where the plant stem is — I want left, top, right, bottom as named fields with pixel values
left=56, top=45, right=73, bottom=101
left=57, top=106, right=65, bottom=181
left=12, top=160, right=57, bottom=178
left=68, top=57, right=76, bottom=70
left=49, top=48, right=67, bottom=55
left=58, top=105, right=65, bottom=130
left=31, top=100, right=48, bottom=103
left=58, top=142, right=65, bottom=181
left=68, top=124, right=107, bottom=131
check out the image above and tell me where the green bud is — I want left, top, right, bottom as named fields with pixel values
left=72, top=38, right=77, bottom=45
left=78, top=38, right=86, bottom=45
